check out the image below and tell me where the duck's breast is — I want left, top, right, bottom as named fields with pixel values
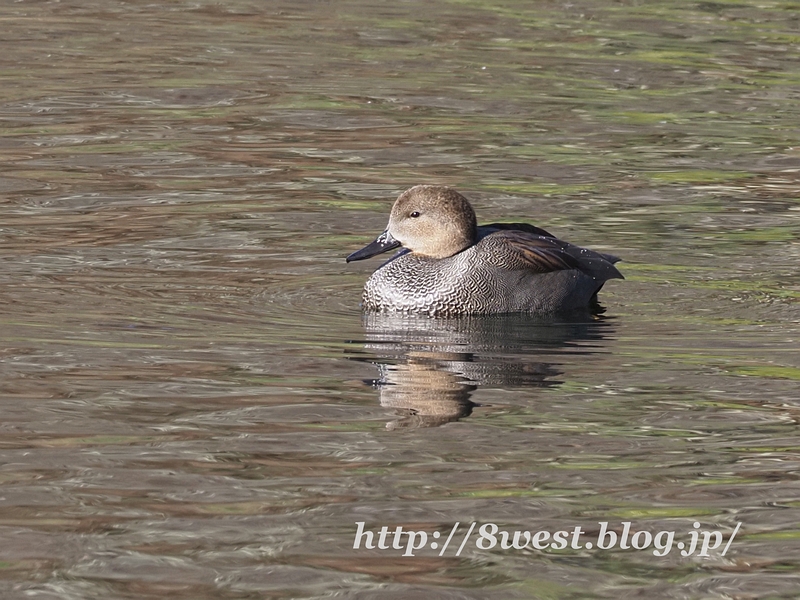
left=362, top=243, right=603, bottom=315
left=362, top=251, right=478, bottom=314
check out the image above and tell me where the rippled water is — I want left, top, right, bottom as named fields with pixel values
left=1, top=0, right=799, bottom=598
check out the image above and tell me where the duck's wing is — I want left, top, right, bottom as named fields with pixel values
left=481, top=230, right=580, bottom=272
left=481, top=229, right=624, bottom=282
left=482, top=222, right=621, bottom=264
left=482, top=222, right=557, bottom=239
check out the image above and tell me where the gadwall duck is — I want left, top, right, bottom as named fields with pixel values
left=346, top=185, right=623, bottom=316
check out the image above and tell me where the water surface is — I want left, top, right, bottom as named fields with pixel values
left=1, top=0, right=799, bottom=598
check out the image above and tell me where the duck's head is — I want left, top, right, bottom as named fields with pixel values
left=346, top=185, right=478, bottom=262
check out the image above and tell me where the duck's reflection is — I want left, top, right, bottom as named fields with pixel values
left=373, top=354, right=478, bottom=429
left=350, top=312, right=614, bottom=429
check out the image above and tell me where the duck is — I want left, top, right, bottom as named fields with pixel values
left=346, top=185, right=623, bottom=316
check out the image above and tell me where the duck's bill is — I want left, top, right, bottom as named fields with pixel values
left=346, top=230, right=402, bottom=262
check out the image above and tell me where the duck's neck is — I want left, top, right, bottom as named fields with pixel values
left=413, top=226, right=476, bottom=259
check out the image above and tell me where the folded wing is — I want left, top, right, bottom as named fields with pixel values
left=479, top=225, right=624, bottom=282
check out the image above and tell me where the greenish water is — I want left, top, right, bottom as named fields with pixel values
left=1, top=0, right=798, bottom=598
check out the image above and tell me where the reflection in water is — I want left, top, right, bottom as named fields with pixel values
left=351, top=313, right=614, bottom=428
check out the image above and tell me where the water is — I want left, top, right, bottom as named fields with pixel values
left=1, top=0, right=799, bottom=598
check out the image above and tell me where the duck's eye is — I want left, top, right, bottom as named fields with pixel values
left=409, top=211, right=421, bottom=218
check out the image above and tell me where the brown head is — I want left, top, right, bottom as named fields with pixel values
left=346, top=185, right=478, bottom=262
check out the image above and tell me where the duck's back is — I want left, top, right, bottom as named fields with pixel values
left=362, top=226, right=622, bottom=316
